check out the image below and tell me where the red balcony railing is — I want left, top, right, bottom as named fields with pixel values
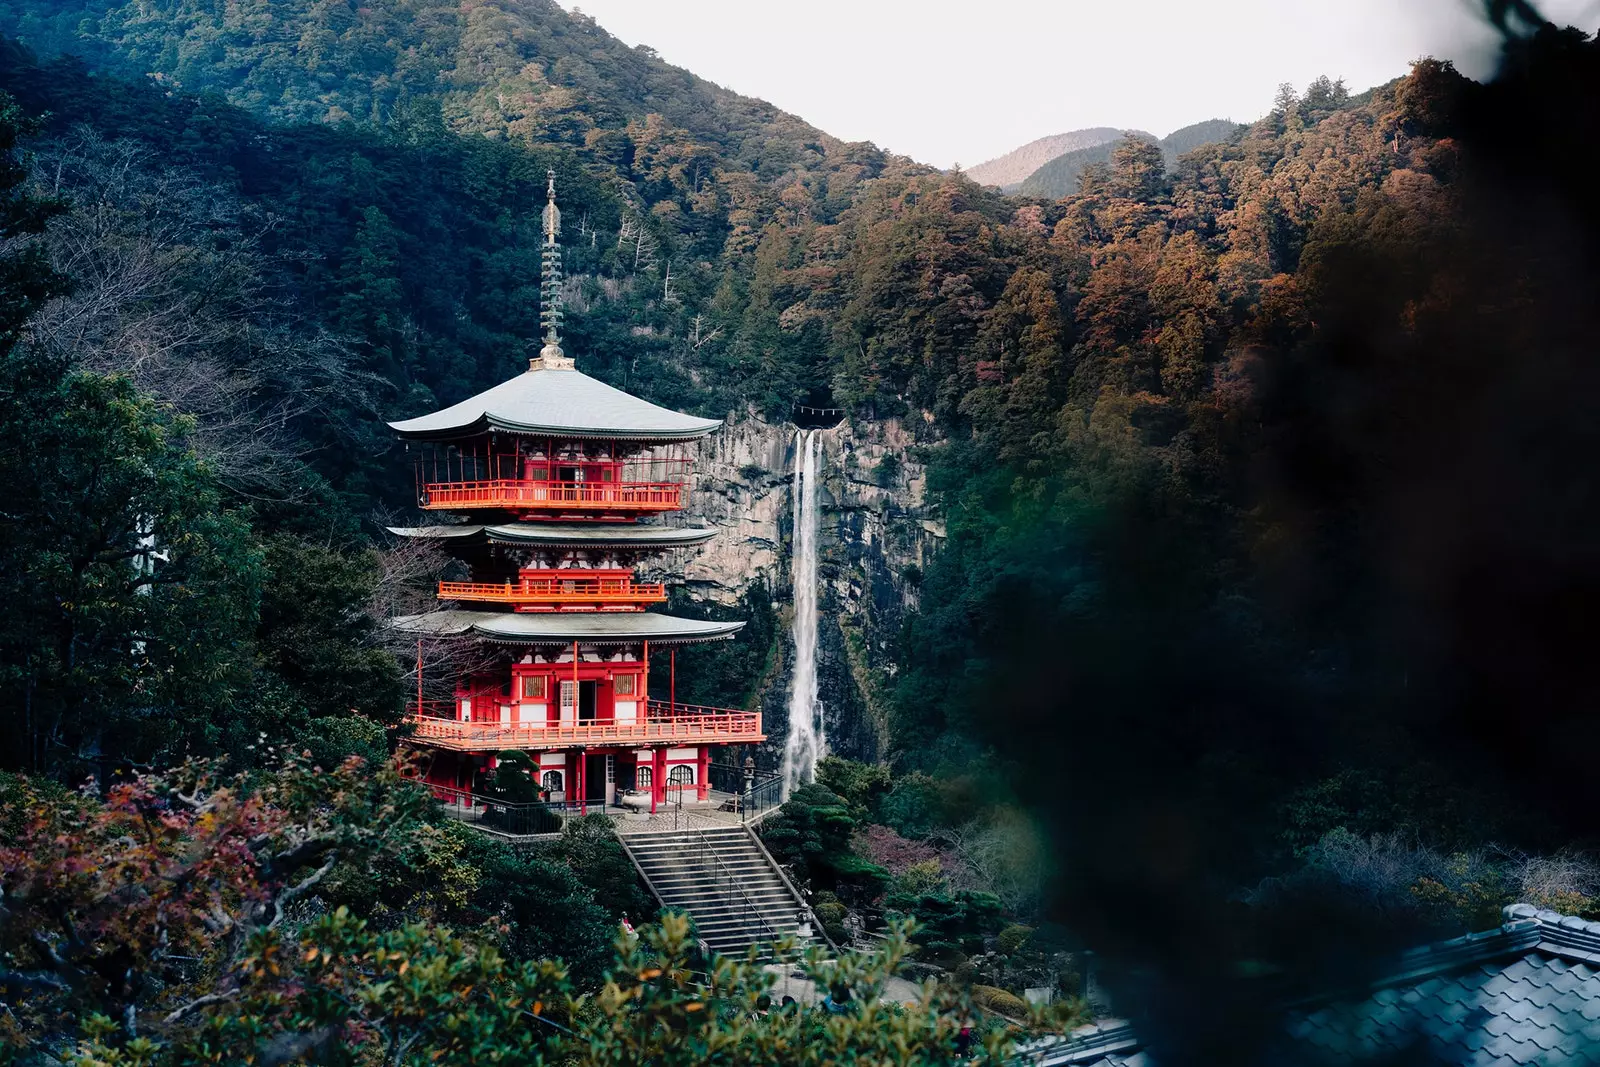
left=437, top=575, right=666, bottom=610
left=420, top=479, right=683, bottom=512
left=405, top=700, right=763, bottom=751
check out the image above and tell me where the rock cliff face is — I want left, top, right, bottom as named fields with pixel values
left=677, top=414, right=943, bottom=766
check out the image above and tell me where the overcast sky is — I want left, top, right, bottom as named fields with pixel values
left=560, top=0, right=1600, bottom=169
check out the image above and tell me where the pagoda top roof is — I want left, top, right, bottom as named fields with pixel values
left=388, top=362, right=723, bottom=443
left=388, top=523, right=717, bottom=550
left=390, top=609, right=743, bottom=646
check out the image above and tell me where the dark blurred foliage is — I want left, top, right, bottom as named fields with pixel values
left=900, top=19, right=1600, bottom=1066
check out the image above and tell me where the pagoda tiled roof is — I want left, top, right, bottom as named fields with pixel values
left=388, top=363, right=723, bottom=442
left=386, top=523, right=717, bottom=549
left=390, top=609, right=743, bottom=645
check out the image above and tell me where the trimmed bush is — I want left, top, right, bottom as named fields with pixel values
left=970, top=984, right=1030, bottom=1019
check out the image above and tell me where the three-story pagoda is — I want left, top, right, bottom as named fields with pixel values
left=389, top=173, right=761, bottom=814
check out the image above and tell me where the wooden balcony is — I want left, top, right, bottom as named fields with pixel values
left=420, top=479, right=683, bottom=513
left=405, top=699, right=763, bottom=751
left=437, top=575, right=666, bottom=611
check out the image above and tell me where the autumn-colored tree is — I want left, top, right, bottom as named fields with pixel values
left=0, top=755, right=430, bottom=1044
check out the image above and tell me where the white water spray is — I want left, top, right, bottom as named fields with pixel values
left=782, top=430, right=825, bottom=797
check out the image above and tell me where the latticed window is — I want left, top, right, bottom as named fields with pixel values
left=522, top=675, right=546, bottom=700
left=635, top=766, right=652, bottom=789
left=614, top=674, right=636, bottom=696
left=541, top=770, right=563, bottom=792
left=668, top=764, right=694, bottom=786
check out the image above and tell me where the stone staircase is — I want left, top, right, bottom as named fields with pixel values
left=621, top=826, right=818, bottom=958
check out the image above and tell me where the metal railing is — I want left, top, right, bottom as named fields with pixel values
left=407, top=706, right=763, bottom=749
left=420, top=478, right=683, bottom=511
left=708, top=762, right=784, bottom=824
left=437, top=575, right=666, bottom=608
left=694, top=826, right=784, bottom=952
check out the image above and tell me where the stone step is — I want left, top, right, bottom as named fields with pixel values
left=621, top=827, right=812, bottom=957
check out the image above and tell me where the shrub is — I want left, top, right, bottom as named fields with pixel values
left=970, top=984, right=1030, bottom=1019
left=817, top=756, right=892, bottom=817
left=760, top=782, right=888, bottom=898
left=997, top=924, right=1034, bottom=955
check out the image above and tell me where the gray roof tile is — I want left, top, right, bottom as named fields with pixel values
left=1504, top=960, right=1540, bottom=984
left=1526, top=1026, right=1563, bottom=1050
left=1485, top=974, right=1518, bottom=998
left=1051, top=908, right=1600, bottom=1067
left=388, top=365, right=723, bottom=442
left=1502, top=999, right=1540, bottom=1023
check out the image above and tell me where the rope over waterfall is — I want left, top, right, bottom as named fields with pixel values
left=782, top=429, right=825, bottom=797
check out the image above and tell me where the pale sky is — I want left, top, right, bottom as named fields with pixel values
left=561, top=0, right=1600, bottom=169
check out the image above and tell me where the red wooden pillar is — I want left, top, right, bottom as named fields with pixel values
left=654, top=748, right=667, bottom=809
left=697, top=745, right=709, bottom=801
left=574, top=747, right=586, bottom=815
left=669, top=648, right=676, bottom=716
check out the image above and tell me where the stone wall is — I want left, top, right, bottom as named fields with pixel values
left=673, top=413, right=943, bottom=766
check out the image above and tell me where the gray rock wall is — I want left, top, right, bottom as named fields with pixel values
left=674, top=414, right=943, bottom=766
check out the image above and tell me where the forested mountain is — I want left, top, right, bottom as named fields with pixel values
left=964, top=127, right=1126, bottom=188
left=1159, top=116, right=1244, bottom=157
left=0, top=0, right=837, bottom=161
left=1015, top=116, right=1242, bottom=197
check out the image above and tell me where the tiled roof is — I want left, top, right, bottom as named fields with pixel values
left=1287, top=906, right=1600, bottom=1066
left=390, top=608, right=744, bottom=645
left=1023, top=907, right=1600, bottom=1067
left=387, top=523, right=717, bottom=549
left=387, top=364, right=723, bottom=442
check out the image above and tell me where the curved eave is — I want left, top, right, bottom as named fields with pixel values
left=390, top=609, right=744, bottom=646
left=389, top=414, right=719, bottom=444
left=386, top=524, right=718, bottom=550
left=386, top=367, right=723, bottom=443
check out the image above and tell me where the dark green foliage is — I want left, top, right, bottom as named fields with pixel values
left=816, top=756, right=892, bottom=819
left=886, top=884, right=1004, bottom=962
left=767, top=791, right=890, bottom=911
left=483, top=750, right=544, bottom=803
left=466, top=831, right=625, bottom=985
left=548, top=812, right=658, bottom=925
left=252, top=534, right=406, bottom=725
left=760, top=782, right=887, bottom=898
left=652, top=582, right=778, bottom=711
left=0, top=361, right=262, bottom=770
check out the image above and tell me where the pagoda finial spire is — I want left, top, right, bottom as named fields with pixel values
left=535, top=168, right=572, bottom=370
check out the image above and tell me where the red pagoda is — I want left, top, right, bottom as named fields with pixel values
left=389, top=173, right=761, bottom=814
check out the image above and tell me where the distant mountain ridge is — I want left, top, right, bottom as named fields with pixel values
left=964, top=128, right=1127, bottom=189
left=1017, top=118, right=1242, bottom=198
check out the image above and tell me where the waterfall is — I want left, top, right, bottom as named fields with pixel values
left=782, top=429, right=825, bottom=797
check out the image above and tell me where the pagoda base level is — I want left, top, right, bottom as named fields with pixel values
left=408, top=743, right=732, bottom=814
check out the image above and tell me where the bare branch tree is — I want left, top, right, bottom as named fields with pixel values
left=24, top=129, right=386, bottom=495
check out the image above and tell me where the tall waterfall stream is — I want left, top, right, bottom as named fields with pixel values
left=781, top=429, right=826, bottom=796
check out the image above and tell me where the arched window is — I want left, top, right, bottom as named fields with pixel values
left=668, top=764, right=695, bottom=787
left=541, top=770, right=563, bottom=793
left=635, top=766, right=652, bottom=790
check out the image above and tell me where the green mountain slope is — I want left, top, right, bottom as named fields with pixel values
left=1160, top=117, right=1243, bottom=158
left=0, top=0, right=830, bottom=162
left=965, top=127, right=1125, bottom=189
left=1016, top=118, right=1239, bottom=198
left=1016, top=130, right=1156, bottom=197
